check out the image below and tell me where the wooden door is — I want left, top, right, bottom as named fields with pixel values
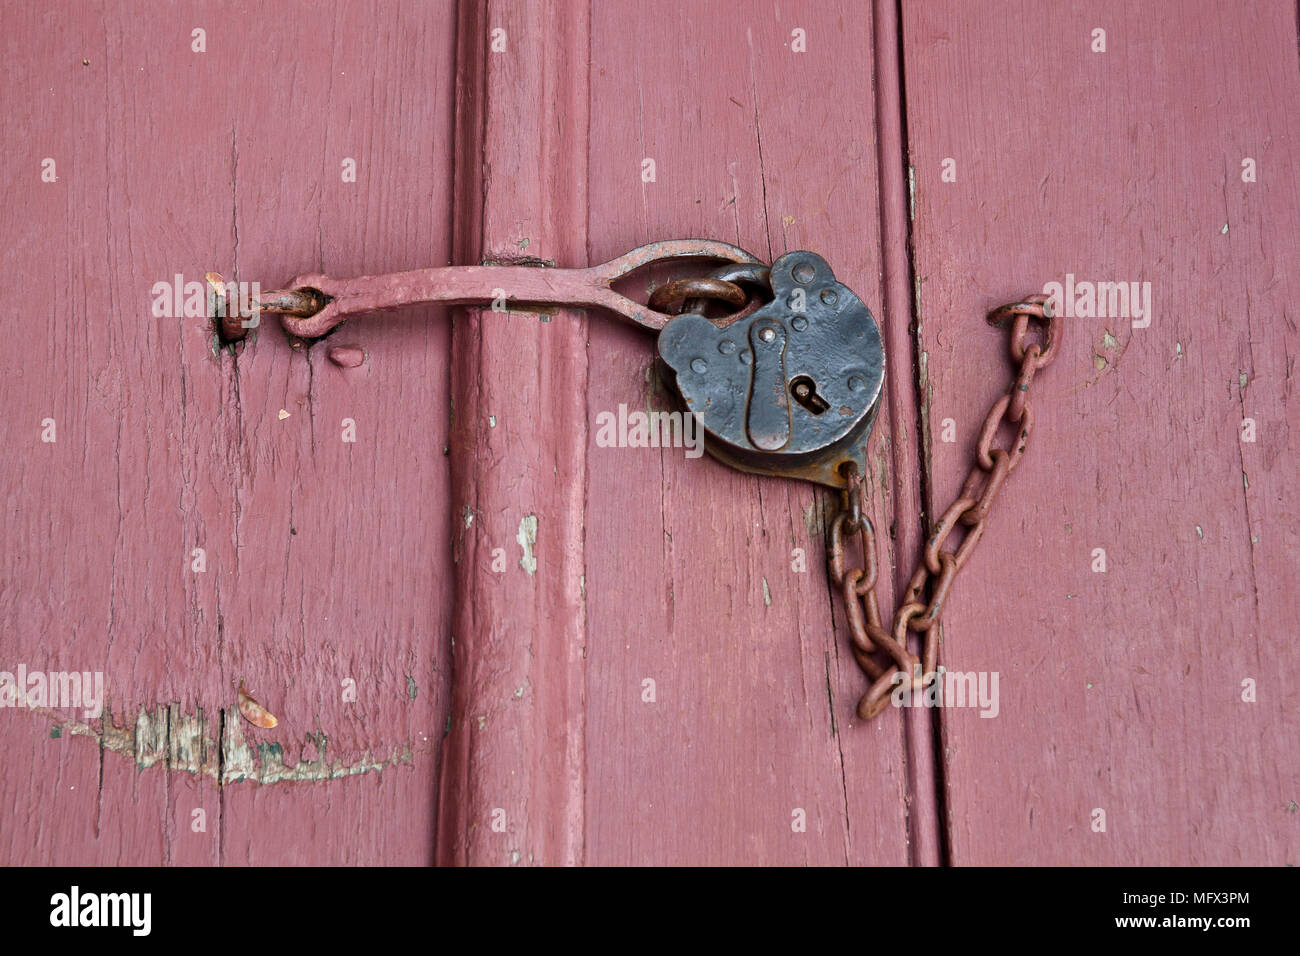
left=2, top=0, right=1295, bottom=866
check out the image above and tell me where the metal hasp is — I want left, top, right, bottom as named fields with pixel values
left=656, top=251, right=884, bottom=489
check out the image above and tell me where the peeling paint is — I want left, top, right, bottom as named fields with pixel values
left=917, top=347, right=934, bottom=481
left=803, top=500, right=825, bottom=538
left=217, top=710, right=412, bottom=785
left=135, top=706, right=168, bottom=770
left=762, top=576, right=772, bottom=606
left=224, top=734, right=411, bottom=786
left=517, top=514, right=538, bottom=574
left=913, top=277, right=924, bottom=334
left=32, top=703, right=418, bottom=787
left=1087, top=326, right=1127, bottom=382
left=167, top=705, right=207, bottom=774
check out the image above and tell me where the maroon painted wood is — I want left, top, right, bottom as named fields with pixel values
left=902, top=0, right=1300, bottom=864
left=1, top=1, right=457, bottom=865
left=436, top=0, right=590, bottom=866
left=581, top=0, right=919, bottom=865
left=3, top=0, right=1295, bottom=867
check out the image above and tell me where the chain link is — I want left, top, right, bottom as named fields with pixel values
left=828, top=293, right=1059, bottom=721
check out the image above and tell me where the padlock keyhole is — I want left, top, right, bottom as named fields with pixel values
left=790, top=376, right=829, bottom=415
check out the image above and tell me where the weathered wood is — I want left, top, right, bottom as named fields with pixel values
left=0, top=0, right=457, bottom=865
left=6, top=0, right=1295, bottom=868
left=580, top=0, right=916, bottom=865
left=436, top=0, right=591, bottom=866
left=902, top=0, right=1300, bottom=864
left=872, top=0, right=943, bottom=867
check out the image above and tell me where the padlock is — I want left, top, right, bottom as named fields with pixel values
left=656, top=251, right=885, bottom=489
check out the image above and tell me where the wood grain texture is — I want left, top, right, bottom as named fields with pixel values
left=582, top=0, right=919, bottom=865
left=436, top=0, right=590, bottom=866
left=1, top=0, right=457, bottom=865
left=6, top=0, right=1294, bottom=868
left=872, top=0, right=943, bottom=866
left=902, top=0, right=1300, bottom=864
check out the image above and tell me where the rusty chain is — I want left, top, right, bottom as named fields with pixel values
left=828, top=293, right=1059, bottom=720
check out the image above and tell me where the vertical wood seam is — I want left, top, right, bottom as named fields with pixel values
left=871, top=0, right=947, bottom=867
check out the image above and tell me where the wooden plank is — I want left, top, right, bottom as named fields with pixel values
left=435, top=0, right=591, bottom=866
left=213, top=0, right=457, bottom=868
left=1, top=0, right=189, bottom=866
left=901, top=0, right=1300, bottom=864
left=0, top=0, right=457, bottom=865
left=581, top=0, right=916, bottom=865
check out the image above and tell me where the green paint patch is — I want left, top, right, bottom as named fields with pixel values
left=49, top=725, right=62, bottom=739
left=406, top=675, right=418, bottom=700
left=256, top=741, right=284, bottom=761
